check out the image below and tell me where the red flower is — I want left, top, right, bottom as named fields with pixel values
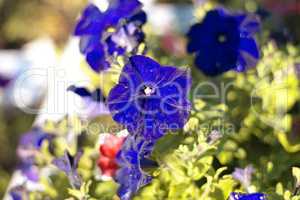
left=97, top=134, right=125, bottom=177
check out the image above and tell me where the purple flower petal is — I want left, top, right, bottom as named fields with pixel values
left=116, top=135, right=153, bottom=200
left=232, top=165, right=254, bottom=189
left=86, top=44, right=110, bottom=72
left=52, top=150, right=83, bottom=189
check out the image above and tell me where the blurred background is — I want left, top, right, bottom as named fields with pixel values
left=0, top=0, right=299, bottom=198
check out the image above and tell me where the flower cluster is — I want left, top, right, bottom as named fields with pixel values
left=74, top=0, right=146, bottom=72
left=107, top=54, right=192, bottom=199
left=9, top=1, right=291, bottom=200
left=73, top=1, right=266, bottom=200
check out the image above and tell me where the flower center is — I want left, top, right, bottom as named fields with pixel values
left=218, top=34, right=227, bottom=43
left=143, top=86, right=155, bottom=96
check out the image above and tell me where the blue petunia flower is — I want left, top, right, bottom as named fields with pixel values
left=187, top=8, right=260, bottom=76
left=115, top=135, right=155, bottom=200
left=107, top=55, right=191, bottom=141
left=52, top=150, right=83, bottom=189
left=228, top=192, right=267, bottom=200
left=74, top=1, right=146, bottom=72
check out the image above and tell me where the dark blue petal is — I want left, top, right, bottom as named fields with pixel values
left=186, top=24, right=204, bottom=53
left=108, top=84, right=133, bottom=110
left=92, top=88, right=106, bottom=102
left=119, top=63, right=143, bottom=88
left=68, top=86, right=106, bottom=102
left=236, top=38, right=259, bottom=72
left=79, top=35, right=100, bottom=54
left=239, top=37, right=259, bottom=59
left=157, top=66, right=191, bottom=92
left=113, top=104, right=141, bottom=128
left=160, top=101, right=190, bottom=127
left=114, top=0, right=142, bottom=19
left=116, top=135, right=153, bottom=200
left=108, top=84, right=141, bottom=126
left=129, top=11, right=147, bottom=25
left=86, top=45, right=110, bottom=72
left=106, top=36, right=126, bottom=55
left=195, top=46, right=237, bottom=76
left=106, top=0, right=142, bottom=26
left=74, top=4, right=106, bottom=35
left=129, top=55, right=160, bottom=82
left=68, top=85, right=92, bottom=97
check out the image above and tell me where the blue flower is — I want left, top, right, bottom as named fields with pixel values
left=52, top=150, right=83, bottom=189
left=17, top=128, right=52, bottom=181
left=74, top=1, right=146, bottom=72
left=115, top=135, right=155, bottom=200
left=18, top=128, right=51, bottom=150
left=18, top=128, right=51, bottom=163
left=228, top=192, right=267, bottom=200
left=232, top=165, right=254, bottom=189
left=187, top=8, right=260, bottom=76
left=68, top=85, right=106, bottom=102
left=20, top=163, right=40, bottom=182
left=107, top=55, right=191, bottom=141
